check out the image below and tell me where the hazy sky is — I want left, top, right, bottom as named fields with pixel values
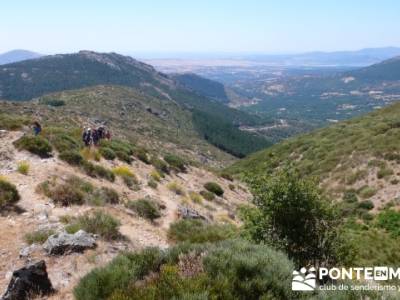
left=2, top=0, right=400, bottom=55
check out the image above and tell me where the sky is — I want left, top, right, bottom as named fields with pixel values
left=1, top=0, right=400, bottom=56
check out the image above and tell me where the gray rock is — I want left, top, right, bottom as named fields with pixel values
left=43, top=230, right=96, bottom=255
left=177, top=205, right=207, bottom=221
left=1, top=260, right=54, bottom=300
left=19, top=244, right=40, bottom=258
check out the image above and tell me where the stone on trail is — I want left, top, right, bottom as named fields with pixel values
left=43, top=230, right=96, bottom=255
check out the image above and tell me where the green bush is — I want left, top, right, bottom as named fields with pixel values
left=126, top=198, right=161, bottom=221
left=358, top=200, right=374, bottom=210
left=168, top=219, right=237, bottom=243
left=343, top=190, right=358, bottom=203
left=164, top=154, right=186, bottom=172
left=376, top=210, right=400, bottom=237
left=81, top=161, right=115, bottom=182
left=99, top=139, right=134, bottom=163
left=151, top=157, right=170, bottom=174
left=59, top=150, right=83, bottom=166
left=134, top=148, right=150, bottom=164
left=24, top=229, right=55, bottom=245
left=13, top=136, right=52, bottom=158
left=203, top=182, right=224, bottom=196
left=99, top=147, right=116, bottom=160
left=0, top=178, right=20, bottom=207
left=377, top=167, right=394, bottom=179
left=46, top=132, right=81, bottom=153
left=200, top=190, right=215, bottom=201
left=148, top=179, right=158, bottom=189
left=66, top=210, right=120, bottom=240
left=357, top=186, right=377, bottom=199
left=17, top=161, right=30, bottom=175
left=167, top=181, right=186, bottom=195
left=243, top=169, right=350, bottom=267
left=38, top=176, right=118, bottom=207
left=74, top=240, right=295, bottom=300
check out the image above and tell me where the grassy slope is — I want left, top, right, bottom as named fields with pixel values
left=0, top=85, right=236, bottom=167
left=228, top=102, right=400, bottom=203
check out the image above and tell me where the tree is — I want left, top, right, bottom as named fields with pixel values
left=243, top=168, right=351, bottom=267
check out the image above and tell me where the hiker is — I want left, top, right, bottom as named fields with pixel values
left=97, top=126, right=106, bottom=139
left=33, top=122, right=42, bottom=136
left=92, top=128, right=100, bottom=146
left=82, top=128, right=92, bottom=147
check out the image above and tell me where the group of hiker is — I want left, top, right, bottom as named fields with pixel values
left=82, top=126, right=111, bottom=147
left=31, top=121, right=111, bottom=147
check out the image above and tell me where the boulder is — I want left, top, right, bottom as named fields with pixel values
left=177, top=205, right=207, bottom=221
left=43, top=230, right=96, bottom=255
left=1, top=260, right=54, bottom=300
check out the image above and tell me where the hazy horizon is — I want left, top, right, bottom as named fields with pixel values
left=2, top=0, right=400, bottom=55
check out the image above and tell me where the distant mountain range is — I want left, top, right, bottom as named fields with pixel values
left=0, top=49, right=42, bottom=65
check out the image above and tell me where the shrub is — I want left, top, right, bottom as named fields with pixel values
left=17, top=161, right=30, bottom=175
left=126, top=198, right=161, bottom=221
left=357, top=186, right=377, bottom=199
left=204, top=182, right=224, bottom=196
left=148, top=179, right=158, bottom=189
left=59, top=150, right=83, bottom=166
left=220, top=172, right=233, bottom=181
left=99, top=147, right=116, bottom=160
left=150, top=169, right=162, bottom=182
left=112, top=166, right=137, bottom=187
left=13, top=136, right=52, bottom=158
left=40, top=98, right=65, bottom=107
left=168, top=219, right=237, bottom=243
left=164, top=154, right=186, bottom=172
left=244, top=169, right=350, bottom=267
left=37, top=176, right=118, bottom=207
left=343, top=190, right=358, bottom=203
left=91, top=187, right=119, bottom=205
left=66, top=210, right=120, bottom=240
left=358, top=200, right=374, bottom=210
left=228, top=184, right=235, bottom=191
left=188, top=191, right=202, bottom=204
left=151, top=157, right=169, bottom=174
left=377, top=167, right=394, bottom=179
left=46, top=131, right=81, bottom=153
left=48, top=183, right=85, bottom=206
left=200, top=190, right=215, bottom=201
left=81, top=161, right=115, bottom=182
left=80, top=148, right=101, bottom=161
left=74, top=240, right=295, bottom=300
left=0, top=178, right=20, bottom=207
left=167, top=181, right=185, bottom=195
left=134, top=148, right=150, bottom=164
left=376, top=210, right=400, bottom=237
left=24, top=229, right=55, bottom=245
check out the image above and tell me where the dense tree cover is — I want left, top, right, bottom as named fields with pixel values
left=193, top=110, right=271, bottom=157
left=172, top=73, right=229, bottom=103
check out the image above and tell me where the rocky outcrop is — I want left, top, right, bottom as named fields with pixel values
left=177, top=205, right=207, bottom=221
left=43, top=230, right=96, bottom=255
left=1, top=260, right=54, bottom=300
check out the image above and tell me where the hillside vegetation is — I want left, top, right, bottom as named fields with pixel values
left=0, top=51, right=270, bottom=157
left=229, top=101, right=400, bottom=208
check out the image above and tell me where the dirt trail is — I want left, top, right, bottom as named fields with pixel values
left=0, top=130, right=250, bottom=299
